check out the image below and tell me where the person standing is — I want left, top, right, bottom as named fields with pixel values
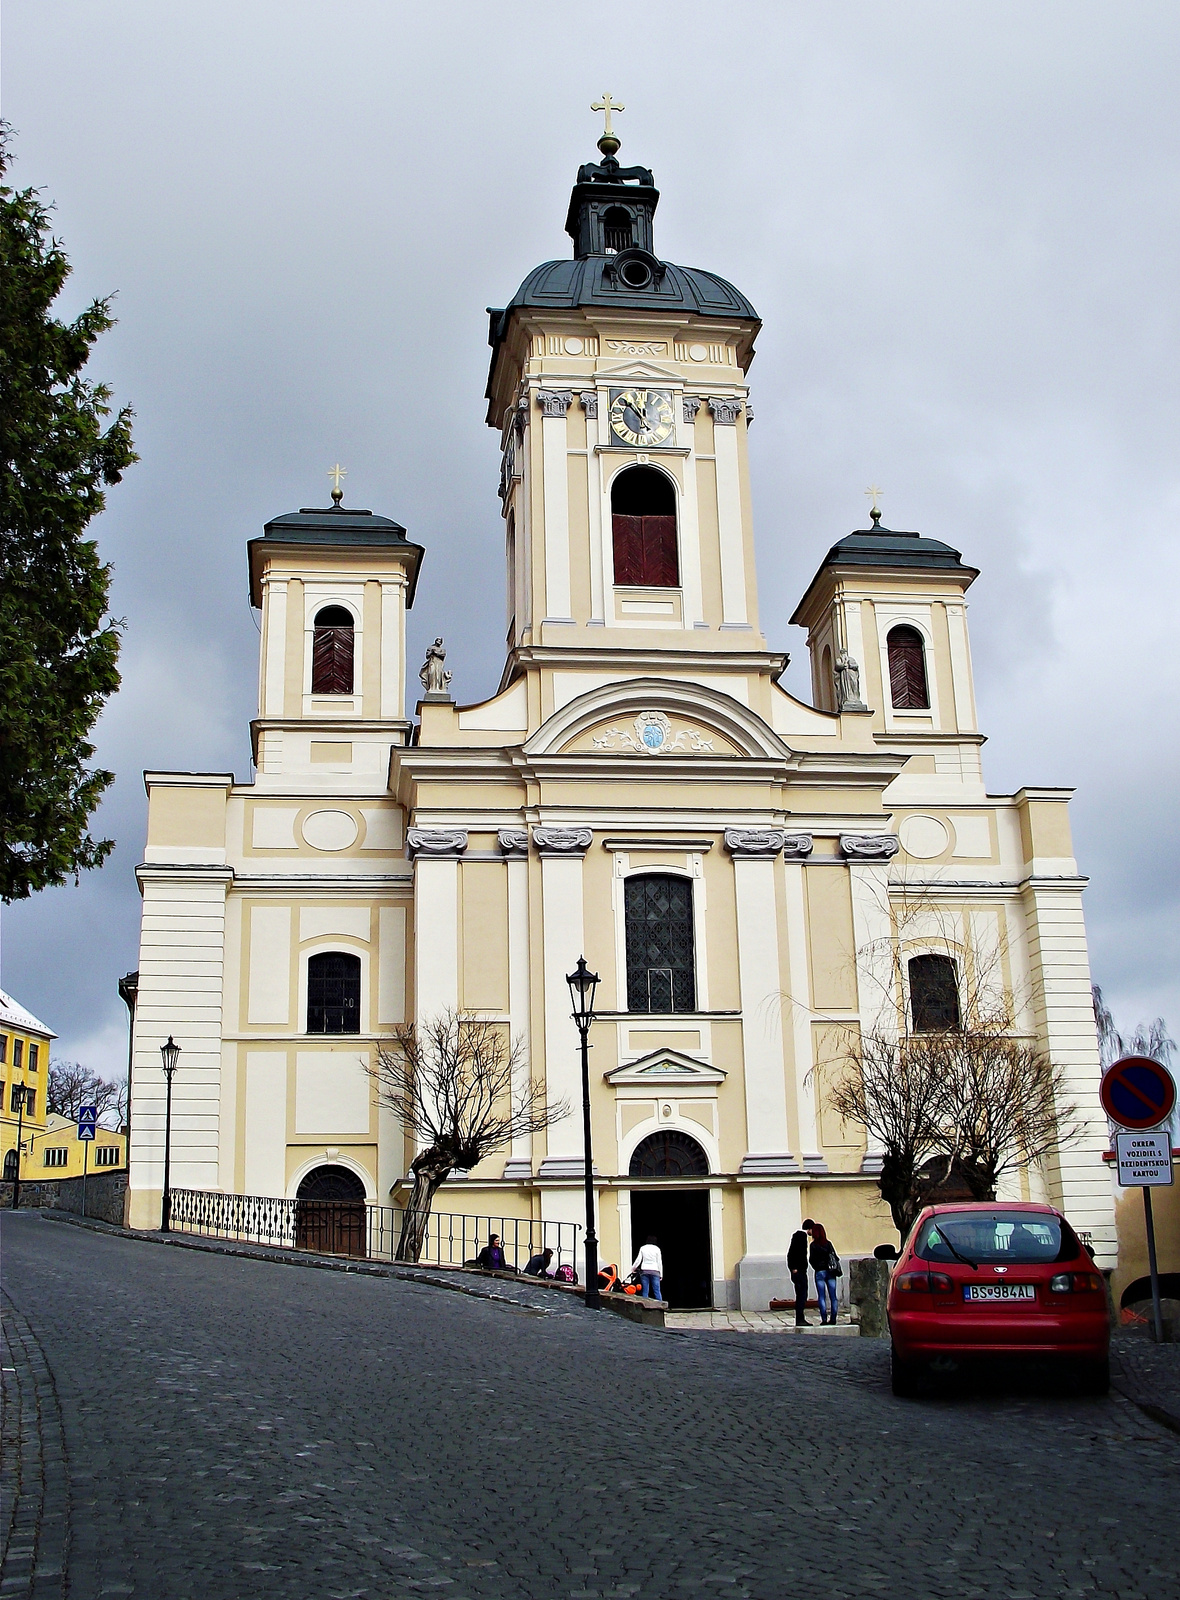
left=808, top=1221, right=840, bottom=1325
left=631, top=1235, right=664, bottom=1301
left=788, top=1224, right=811, bottom=1326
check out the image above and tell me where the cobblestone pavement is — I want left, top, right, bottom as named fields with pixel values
left=2, top=1211, right=1178, bottom=1600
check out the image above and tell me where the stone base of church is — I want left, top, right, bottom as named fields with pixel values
left=736, top=1253, right=792, bottom=1311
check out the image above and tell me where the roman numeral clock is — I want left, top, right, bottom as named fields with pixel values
left=608, top=388, right=675, bottom=448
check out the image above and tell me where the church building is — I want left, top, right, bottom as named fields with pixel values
left=127, top=119, right=1115, bottom=1306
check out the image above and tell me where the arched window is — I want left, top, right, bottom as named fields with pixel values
left=612, top=467, right=679, bottom=588
left=629, top=1130, right=710, bottom=1178
left=908, top=953, right=961, bottom=1033
left=821, top=644, right=833, bottom=711
left=307, top=951, right=361, bottom=1034
left=311, top=606, right=355, bottom=694
left=887, top=625, right=929, bottom=710
left=602, top=205, right=633, bottom=253
left=625, top=874, right=695, bottom=1013
left=2, top=1149, right=16, bottom=1180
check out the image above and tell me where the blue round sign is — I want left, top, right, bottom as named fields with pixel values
left=1100, top=1056, right=1176, bottom=1131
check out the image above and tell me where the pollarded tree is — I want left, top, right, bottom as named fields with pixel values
left=369, top=1011, right=569, bottom=1261
left=0, top=124, right=136, bottom=902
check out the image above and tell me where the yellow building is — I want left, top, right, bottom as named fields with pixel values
left=1, top=988, right=54, bottom=1184
left=127, top=127, right=1115, bottom=1306
left=24, top=1112, right=127, bottom=1179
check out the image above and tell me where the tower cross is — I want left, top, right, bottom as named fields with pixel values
left=864, top=484, right=883, bottom=519
left=591, top=93, right=624, bottom=138
left=328, top=463, right=347, bottom=505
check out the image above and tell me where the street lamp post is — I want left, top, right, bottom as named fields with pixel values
left=11, top=1086, right=28, bottom=1210
left=159, top=1036, right=180, bottom=1232
left=566, top=957, right=600, bottom=1309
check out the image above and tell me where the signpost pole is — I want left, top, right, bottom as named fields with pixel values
left=82, top=1137, right=89, bottom=1220
left=1142, top=1186, right=1164, bottom=1344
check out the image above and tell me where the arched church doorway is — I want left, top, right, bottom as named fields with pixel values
left=294, top=1164, right=368, bottom=1259
left=629, top=1131, right=712, bottom=1308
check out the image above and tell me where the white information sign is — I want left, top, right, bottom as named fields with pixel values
left=1115, top=1131, right=1174, bottom=1187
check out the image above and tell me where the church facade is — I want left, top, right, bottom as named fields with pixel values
left=126, top=135, right=1115, bottom=1306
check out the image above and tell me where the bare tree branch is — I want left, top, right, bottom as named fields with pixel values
left=367, top=1010, right=569, bottom=1261
left=47, top=1059, right=125, bottom=1127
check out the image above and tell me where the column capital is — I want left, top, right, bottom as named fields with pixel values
left=533, top=826, right=592, bottom=858
left=708, top=397, right=744, bottom=426
left=840, top=833, right=900, bottom=860
left=725, top=827, right=785, bottom=858
left=536, top=389, right=573, bottom=418
left=682, top=395, right=702, bottom=422
left=407, top=827, right=468, bottom=859
left=578, top=390, right=599, bottom=419
left=497, top=828, right=529, bottom=857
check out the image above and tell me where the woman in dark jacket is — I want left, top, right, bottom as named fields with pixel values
left=807, top=1221, right=840, bottom=1325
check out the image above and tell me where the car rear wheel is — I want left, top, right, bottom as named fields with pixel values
left=1078, top=1356, right=1110, bottom=1396
left=891, top=1345, right=920, bottom=1397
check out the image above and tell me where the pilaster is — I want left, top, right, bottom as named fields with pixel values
left=534, top=827, right=591, bottom=1166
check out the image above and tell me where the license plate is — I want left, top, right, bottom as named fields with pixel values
left=964, top=1283, right=1036, bottom=1302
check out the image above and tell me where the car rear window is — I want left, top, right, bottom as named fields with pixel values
left=915, top=1210, right=1078, bottom=1265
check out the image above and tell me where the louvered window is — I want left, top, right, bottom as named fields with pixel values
left=307, top=952, right=361, bottom=1034
left=887, top=625, right=929, bottom=709
left=625, top=875, right=696, bottom=1014
left=602, top=205, right=633, bottom=253
left=908, top=954, right=961, bottom=1033
left=311, top=606, right=355, bottom=694
left=612, top=467, right=679, bottom=588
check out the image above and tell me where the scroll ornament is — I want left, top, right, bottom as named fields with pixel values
left=840, top=834, right=900, bottom=860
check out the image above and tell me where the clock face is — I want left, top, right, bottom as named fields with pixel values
left=609, top=388, right=675, bottom=448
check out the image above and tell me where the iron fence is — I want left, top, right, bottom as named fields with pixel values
left=168, top=1187, right=579, bottom=1274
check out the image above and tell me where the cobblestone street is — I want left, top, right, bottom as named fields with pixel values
left=2, top=1211, right=1177, bottom=1600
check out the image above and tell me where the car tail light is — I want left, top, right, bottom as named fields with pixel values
left=928, top=1272, right=954, bottom=1293
left=894, top=1271, right=933, bottom=1293
left=1050, top=1272, right=1104, bottom=1293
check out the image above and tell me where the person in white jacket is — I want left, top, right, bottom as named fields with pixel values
left=632, top=1236, right=664, bottom=1301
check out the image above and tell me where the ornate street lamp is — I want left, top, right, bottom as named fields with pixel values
left=159, top=1035, right=180, bottom=1232
left=565, top=957, right=600, bottom=1309
left=10, top=1085, right=29, bottom=1211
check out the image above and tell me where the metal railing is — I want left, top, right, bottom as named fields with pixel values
left=168, top=1188, right=579, bottom=1274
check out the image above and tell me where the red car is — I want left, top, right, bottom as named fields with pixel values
left=887, top=1201, right=1109, bottom=1396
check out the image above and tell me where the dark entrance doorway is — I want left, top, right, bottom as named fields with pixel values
left=295, top=1164, right=368, bottom=1259
left=630, top=1189, right=712, bottom=1308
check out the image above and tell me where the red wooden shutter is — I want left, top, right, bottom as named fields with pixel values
left=612, top=514, right=644, bottom=585
left=312, top=627, right=354, bottom=694
left=887, top=628, right=929, bottom=709
left=641, top=515, right=679, bottom=586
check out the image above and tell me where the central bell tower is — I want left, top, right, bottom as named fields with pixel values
left=484, top=118, right=773, bottom=707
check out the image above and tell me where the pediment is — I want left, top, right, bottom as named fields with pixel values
left=595, top=358, right=681, bottom=382
left=525, top=677, right=792, bottom=762
left=605, top=1048, right=727, bottom=1086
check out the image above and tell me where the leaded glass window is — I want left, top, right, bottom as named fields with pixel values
left=624, top=874, right=695, bottom=1013
left=307, top=951, right=361, bottom=1034
left=629, top=1130, right=710, bottom=1178
left=908, top=953, right=961, bottom=1032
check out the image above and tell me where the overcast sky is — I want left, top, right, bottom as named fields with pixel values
left=4, top=1, right=1178, bottom=1077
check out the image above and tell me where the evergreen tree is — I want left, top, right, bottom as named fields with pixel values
left=0, top=125, right=136, bottom=901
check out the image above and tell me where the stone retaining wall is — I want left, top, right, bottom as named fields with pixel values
left=1, top=1169, right=127, bottom=1225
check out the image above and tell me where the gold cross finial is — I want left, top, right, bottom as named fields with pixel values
left=865, top=484, right=883, bottom=523
left=591, top=93, right=624, bottom=137
left=328, top=463, right=347, bottom=505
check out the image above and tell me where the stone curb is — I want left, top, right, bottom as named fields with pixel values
left=25, top=1209, right=666, bottom=1325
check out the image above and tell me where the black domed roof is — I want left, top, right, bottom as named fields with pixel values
left=489, top=255, right=758, bottom=342
left=790, top=516, right=978, bottom=625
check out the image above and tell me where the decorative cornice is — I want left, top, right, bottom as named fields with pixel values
left=682, top=395, right=702, bottom=422
left=840, top=833, right=900, bottom=861
left=738, top=1152, right=802, bottom=1175
left=406, top=827, right=468, bottom=859
left=497, top=828, right=529, bottom=857
left=536, top=389, right=573, bottom=418
left=724, top=827, right=784, bottom=858
left=532, top=826, right=592, bottom=858
left=708, top=397, right=743, bottom=426
left=578, top=390, right=599, bottom=419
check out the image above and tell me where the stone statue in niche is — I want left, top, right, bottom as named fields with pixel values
left=834, top=649, right=868, bottom=712
left=420, top=638, right=452, bottom=698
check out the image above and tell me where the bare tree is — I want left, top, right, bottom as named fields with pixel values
left=47, top=1059, right=124, bottom=1126
left=368, top=1011, right=569, bottom=1262
left=817, top=887, right=1082, bottom=1238
left=1092, top=985, right=1175, bottom=1072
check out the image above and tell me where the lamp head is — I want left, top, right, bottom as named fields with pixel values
left=160, top=1035, right=181, bottom=1077
left=565, top=956, right=600, bottom=1025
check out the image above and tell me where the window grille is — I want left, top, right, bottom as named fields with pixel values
left=908, top=953, right=961, bottom=1032
left=43, top=1147, right=68, bottom=1167
left=629, top=1130, right=710, bottom=1178
left=307, top=952, right=362, bottom=1034
left=95, top=1146, right=121, bottom=1167
left=887, top=625, right=929, bottom=709
left=311, top=606, right=355, bottom=694
left=624, top=875, right=695, bottom=1014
